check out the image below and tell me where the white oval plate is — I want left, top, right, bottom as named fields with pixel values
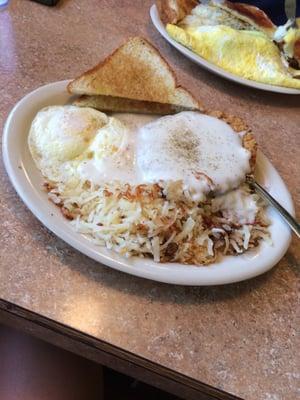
left=150, top=5, right=300, bottom=95
left=2, top=80, right=294, bottom=285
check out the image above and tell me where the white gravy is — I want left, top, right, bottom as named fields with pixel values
left=76, top=111, right=251, bottom=199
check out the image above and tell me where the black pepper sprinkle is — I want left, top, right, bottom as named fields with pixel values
left=168, top=128, right=200, bottom=164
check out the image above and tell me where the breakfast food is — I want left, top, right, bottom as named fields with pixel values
left=157, top=0, right=278, bottom=39
left=158, top=0, right=300, bottom=89
left=73, top=94, right=194, bottom=115
left=68, top=37, right=203, bottom=112
left=274, top=19, right=300, bottom=71
left=28, top=37, right=269, bottom=265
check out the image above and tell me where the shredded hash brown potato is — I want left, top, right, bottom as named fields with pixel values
left=46, top=179, right=270, bottom=265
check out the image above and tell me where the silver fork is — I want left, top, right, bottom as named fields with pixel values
left=247, top=176, right=300, bottom=238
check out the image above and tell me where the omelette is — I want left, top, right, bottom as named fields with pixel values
left=161, top=1, right=300, bottom=89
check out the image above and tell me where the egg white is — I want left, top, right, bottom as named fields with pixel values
left=28, top=105, right=109, bottom=181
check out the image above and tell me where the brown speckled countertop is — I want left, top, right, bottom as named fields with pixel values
left=0, top=1, right=299, bottom=399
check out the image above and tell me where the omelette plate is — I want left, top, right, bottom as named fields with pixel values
left=150, top=5, right=300, bottom=95
left=2, top=80, right=294, bottom=285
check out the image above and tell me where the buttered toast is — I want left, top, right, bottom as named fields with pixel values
left=73, top=94, right=196, bottom=115
left=68, top=37, right=203, bottom=112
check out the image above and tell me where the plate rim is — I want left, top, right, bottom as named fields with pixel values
left=150, top=4, right=300, bottom=95
left=2, top=80, right=294, bottom=286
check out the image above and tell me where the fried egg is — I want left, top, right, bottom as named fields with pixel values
left=166, top=23, right=300, bottom=89
left=29, top=106, right=252, bottom=202
left=28, top=105, right=108, bottom=180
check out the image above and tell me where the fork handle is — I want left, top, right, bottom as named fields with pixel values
left=253, top=180, right=300, bottom=238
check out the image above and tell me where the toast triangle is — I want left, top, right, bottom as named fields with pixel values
left=68, top=37, right=203, bottom=110
left=73, top=95, right=195, bottom=114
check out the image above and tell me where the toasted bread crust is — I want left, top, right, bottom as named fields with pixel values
left=73, top=95, right=200, bottom=114
left=156, top=0, right=198, bottom=24
left=220, top=1, right=275, bottom=35
left=68, top=37, right=203, bottom=110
